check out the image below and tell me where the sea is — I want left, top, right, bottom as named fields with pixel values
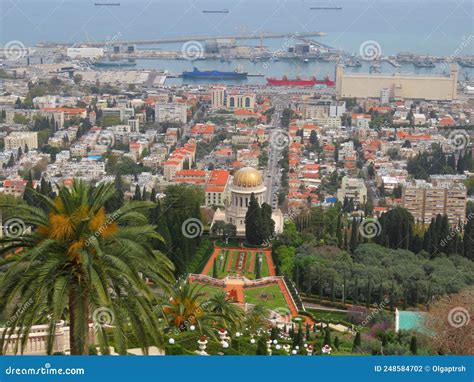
left=0, top=0, right=473, bottom=84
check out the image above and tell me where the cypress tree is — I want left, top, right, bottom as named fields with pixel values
left=256, top=337, right=267, bottom=355
left=324, top=328, right=331, bottom=346
left=353, top=275, right=359, bottom=304
left=352, top=332, right=361, bottom=353
left=464, top=218, right=474, bottom=260
left=330, top=274, right=335, bottom=302
left=150, top=187, right=157, bottom=202
left=366, top=277, right=371, bottom=308
left=270, top=327, right=278, bottom=341
left=245, top=193, right=263, bottom=245
left=336, top=213, right=343, bottom=248
left=133, top=184, right=141, bottom=201
left=410, top=336, right=418, bottom=355
left=23, top=171, right=35, bottom=206
left=334, top=336, right=340, bottom=350
left=261, top=202, right=275, bottom=242
left=350, top=218, right=359, bottom=253
left=212, top=258, right=218, bottom=278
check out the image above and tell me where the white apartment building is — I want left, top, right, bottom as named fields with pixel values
left=337, top=176, right=368, bottom=206
left=4, top=132, right=38, bottom=151
left=155, top=103, right=187, bottom=123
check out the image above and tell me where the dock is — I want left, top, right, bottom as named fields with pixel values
left=386, top=58, right=401, bottom=67
left=36, top=31, right=326, bottom=48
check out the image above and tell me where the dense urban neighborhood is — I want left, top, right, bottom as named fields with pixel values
left=0, top=24, right=473, bottom=360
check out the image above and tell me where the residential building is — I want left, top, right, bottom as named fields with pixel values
left=337, top=176, right=367, bottom=206
left=402, top=180, right=467, bottom=225
left=4, top=132, right=38, bottom=151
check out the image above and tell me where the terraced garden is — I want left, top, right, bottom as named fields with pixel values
left=205, top=249, right=271, bottom=280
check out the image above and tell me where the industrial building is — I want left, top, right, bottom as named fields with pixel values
left=335, top=64, right=458, bottom=101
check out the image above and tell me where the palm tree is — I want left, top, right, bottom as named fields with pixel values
left=0, top=180, right=175, bottom=355
left=206, top=290, right=245, bottom=330
left=245, top=304, right=269, bottom=333
left=158, top=280, right=215, bottom=335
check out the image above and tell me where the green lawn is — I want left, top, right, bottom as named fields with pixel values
left=244, top=284, right=288, bottom=311
left=306, top=308, right=348, bottom=323
left=196, top=284, right=225, bottom=300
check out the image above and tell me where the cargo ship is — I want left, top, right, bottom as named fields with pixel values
left=182, top=67, right=247, bottom=80
left=309, top=6, right=342, bottom=10
left=414, top=60, right=435, bottom=68
left=202, top=9, right=229, bottom=13
left=266, top=75, right=335, bottom=87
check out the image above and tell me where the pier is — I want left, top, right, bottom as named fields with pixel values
left=37, top=31, right=326, bottom=48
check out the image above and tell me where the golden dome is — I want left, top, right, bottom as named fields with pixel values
left=233, top=167, right=263, bottom=188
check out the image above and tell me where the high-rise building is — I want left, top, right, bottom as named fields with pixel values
left=211, top=86, right=226, bottom=109
left=402, top=180, right=466, bottom=226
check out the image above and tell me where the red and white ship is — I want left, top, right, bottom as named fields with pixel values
left=266, top=75, right=335, bottom=87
